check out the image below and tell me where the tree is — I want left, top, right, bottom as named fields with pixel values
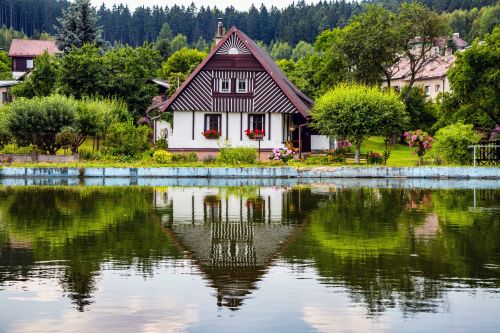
left=312, top=84, right=407, bottom=163
left=58, top=44, right=108, bottom=99
left=400, top=85, right=437, bottom=133
left=160, top=48, right=206, bottom=95
left=155, top=23, right=173, bottom=60
left=291, top=41, right=314, bottom=61
left=170, top=34, right=188, bottom=53
left=6, top=95, right=77, bottom=154
left=315, top=5, right=404, bottom=87
left=104, top=45, right=162, bottom=118
left=55, top=0, right=105, bottom=52
left=269, top=41, right=292, bottom=60
left=0, top=51, right=12, bottom=80
left=396, top=2, right=449, bottom=102
left=446, top=26, right=500, bottom=126
left=11, top=51, right=59, bottom=98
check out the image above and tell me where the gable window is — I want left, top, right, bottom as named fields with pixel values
left=237, top=79, right=247, bottom=93
left=248, top=114, right=265, bottom=131
left=220, top=78, right=231, bottom=93
left=204, top=114, right=222, bottom=132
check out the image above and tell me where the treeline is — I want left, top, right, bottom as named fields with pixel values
left=0, top=0, right=496, bottom=47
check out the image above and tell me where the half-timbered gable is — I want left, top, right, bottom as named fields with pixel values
left=160, top=27, right=310, bottom=116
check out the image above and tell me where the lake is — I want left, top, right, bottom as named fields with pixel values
left=0, top=181, right=499, bottom=332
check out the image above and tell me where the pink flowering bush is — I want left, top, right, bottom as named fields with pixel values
left=404, top=130, right=433, bottom=158
left=269, top=148, right=295, bottom=163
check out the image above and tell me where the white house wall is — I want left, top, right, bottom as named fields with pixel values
left=164, top=187, right=287, bottom=224
left=311, top=135, right=331, bottom=151
left=168, top=111, right=287, bottom=150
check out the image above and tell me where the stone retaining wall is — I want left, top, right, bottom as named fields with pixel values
left=0, top=166, right=499, bottom=179
left=0, top=154, right=79, bottom=163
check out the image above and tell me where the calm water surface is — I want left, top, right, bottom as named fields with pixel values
left=0, top=184, right=499, bottom=332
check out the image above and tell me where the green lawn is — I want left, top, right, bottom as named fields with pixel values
left=361, top=136, right=418, bottom=167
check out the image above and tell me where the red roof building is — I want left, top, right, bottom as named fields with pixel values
left=8, top=39, right=61, bottom=78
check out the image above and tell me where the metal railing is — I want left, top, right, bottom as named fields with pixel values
left=469, top=144, right=500, bottom=167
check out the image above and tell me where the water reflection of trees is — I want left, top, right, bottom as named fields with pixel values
left=0, top=186, right=498, bottom=314
left=283, top=188, right=500, bottom=315
left=0, top=187, right=180, bottom=311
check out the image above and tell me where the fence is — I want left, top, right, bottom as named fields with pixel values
left=469, top=141, right=500, bottom=167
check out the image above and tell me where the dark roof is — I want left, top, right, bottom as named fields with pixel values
left=8, top=39, right=61, bottom=57
left=160, top=26, right=312, bottom=118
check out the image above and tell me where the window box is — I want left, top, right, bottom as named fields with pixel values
left=203, top=114, right=222, bottom=139
left=245, top=129, right=265, bottom=139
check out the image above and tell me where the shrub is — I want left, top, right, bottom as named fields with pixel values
left=6, top=95, right=77, bottom=154
left=155, top=138, right=168, bottom=150
left=218, top=147, right=257, bottom=164
left=171, top=152, right=198, bottom=163
left=367, top=151, right=384, bottom=164
left=104, top=122, right=152, bottom=157
left=203, top=154, right=217, bottom=164
left=269, top=148, right=295, bottom=163
left=153, top=150, right=173, bottom=164
left=303, top=156, right=329, bottom=165
left=0, top=144, right=37, bottom=154
left=404, top=130, right=433, bottom=158
left=433, top=123, right=480, bottom=165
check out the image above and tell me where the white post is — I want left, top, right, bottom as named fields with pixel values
left=473, top=146, right=476, bottom=167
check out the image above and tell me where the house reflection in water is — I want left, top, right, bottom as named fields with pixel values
left=158, top=187, right=306, bottom=310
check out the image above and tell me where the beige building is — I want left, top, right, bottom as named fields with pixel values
left=382, top=33, right=468, bottom=100
left=383, top=55, right=454, bottom=100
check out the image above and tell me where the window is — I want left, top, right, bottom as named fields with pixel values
left=237, top=79, right=247, bottom=93
left=248, top=114, right=265, bottom=131
left=425, top=86, right=430, bottom=96
left=394, top=86, right=400, bottom=92
left=204, top=114, right=221, bottom=132
left=220, top=78, right=231, bottom=93
left=26, top=59, right=34, bottom=69
left=435, top=84, right=440, bottom=92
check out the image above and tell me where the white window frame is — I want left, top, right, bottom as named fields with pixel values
left=237, top=79, right=248, bottom=93
left=220, top=78, right=231, bottom=93
left=26, top=59, right=34, bottom=69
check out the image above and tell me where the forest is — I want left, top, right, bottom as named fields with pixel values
left=0, top=0, right=497, bottom=48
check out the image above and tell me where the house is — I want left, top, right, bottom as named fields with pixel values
left=0, top=80, right=18, bottom=106
left=382, top=33, right=468, bottom=100
left=384, top=55, right=455, bottom=100
left=8, top=39, right=61, bottom=79
left=157, top=186, right=304, bottom=309
left=155, top=20, right=330, bottom=158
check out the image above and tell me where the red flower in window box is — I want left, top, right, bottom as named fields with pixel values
left=245, top=129, right=265, bottom=139
left=202, top=129, right=221, bottom=139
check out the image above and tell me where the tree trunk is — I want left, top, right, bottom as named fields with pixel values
left=355, top=142, right=361, bottom=164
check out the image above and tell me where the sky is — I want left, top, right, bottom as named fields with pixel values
left=90, top=0, right=317, bottom=11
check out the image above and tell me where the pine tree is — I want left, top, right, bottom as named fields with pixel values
left=54, top=0, right=104, bottom=52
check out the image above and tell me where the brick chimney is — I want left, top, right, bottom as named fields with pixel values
left=215, top=18, right=224, bottom=45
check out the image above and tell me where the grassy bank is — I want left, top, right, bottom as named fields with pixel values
left=0, top=137, right=441, bottom=168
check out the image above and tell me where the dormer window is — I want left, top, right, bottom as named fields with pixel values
left=220, top=78, right=231, bottom=93
left=237, top=79, right=247, bottom=93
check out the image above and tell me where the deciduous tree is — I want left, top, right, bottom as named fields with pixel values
left=312, top=84, right=407, bottom=163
